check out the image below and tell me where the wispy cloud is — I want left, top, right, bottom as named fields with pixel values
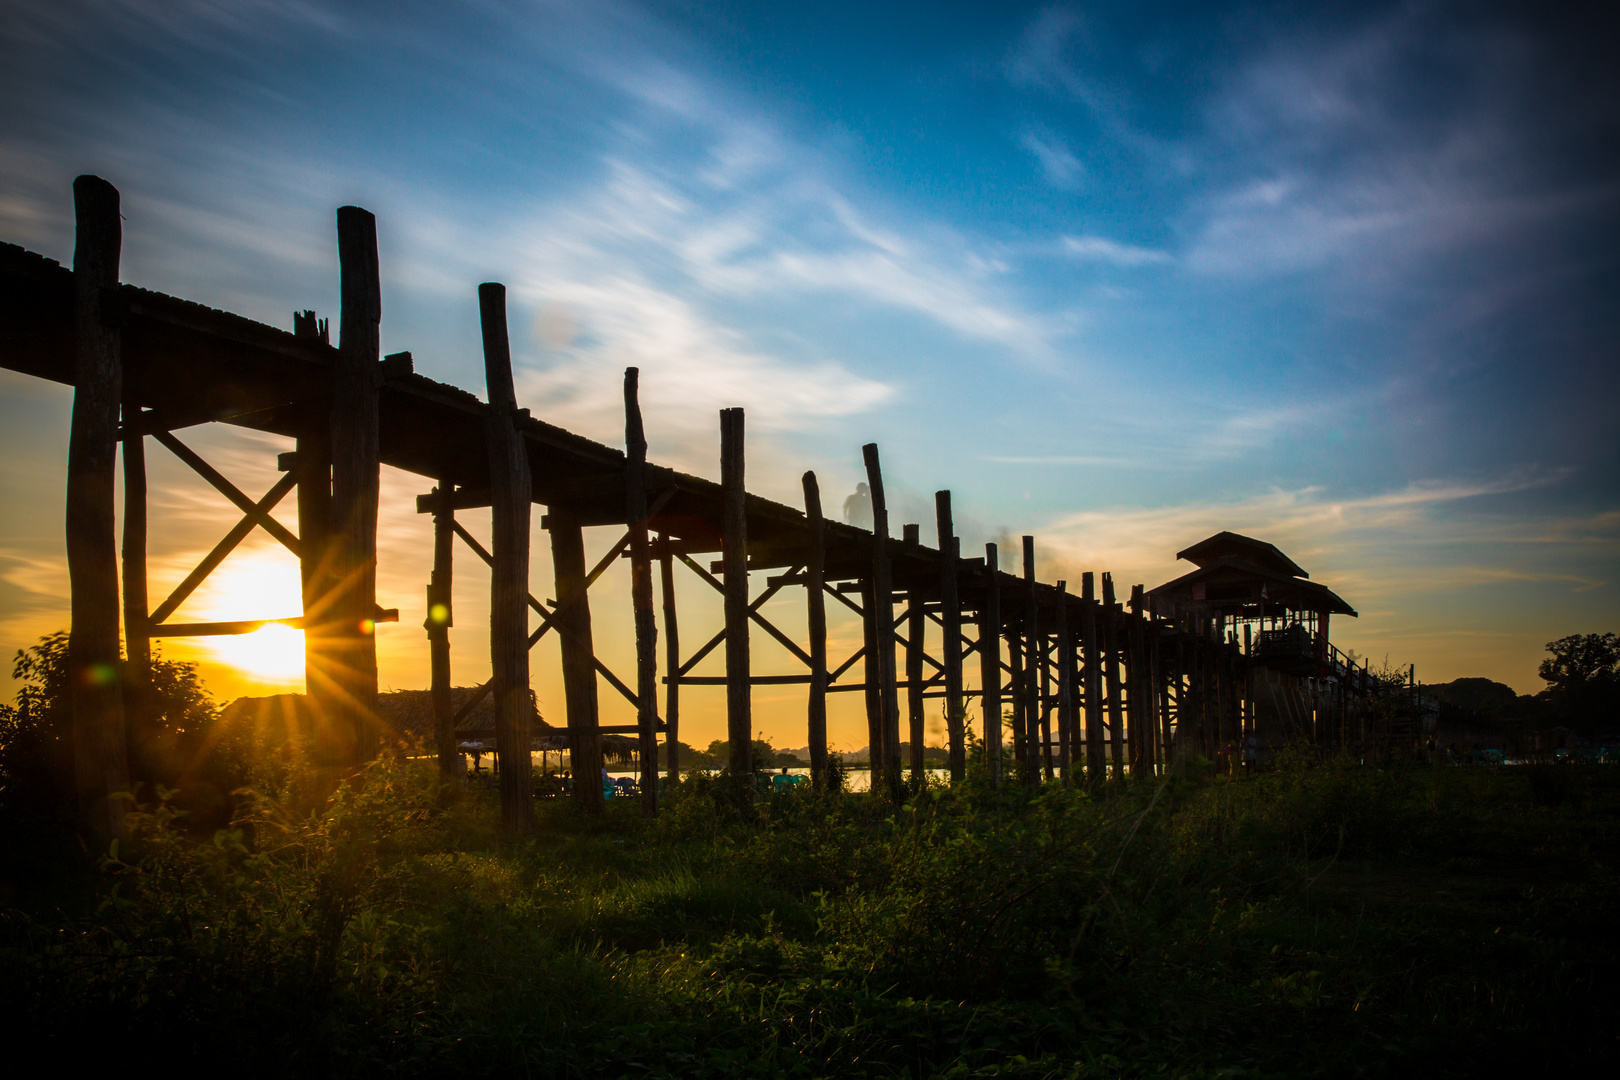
left=1061, top=234, right=1172, bottom=267
left=1020, top=130, right=1085, bottom=189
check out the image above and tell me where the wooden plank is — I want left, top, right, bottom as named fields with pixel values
left=65, top=175, right=131, bottom=838
left=721, top=407, right=752, bottom=783
left=980, top=542, right=1002, bottom=789
left=803, top=471, right=829, bottom=789
left=863, top=443, right=900, bottom=796
left=329, top=205, right=382, bottom=769
left=479, top=282, right=535, bottom=833
left=936, top=492, right=963, bottom=781
left=550, top=504, right=604, bottom=814
left=624, top=368, right=659, bottom=817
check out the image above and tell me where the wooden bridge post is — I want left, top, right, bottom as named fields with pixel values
left=479, top=283, right=535, bottom=833
left=658, top=533, right=681, bottom=785
left=624, top=369, right=659, bottom=817
left=121, top=407, right=152, bottom=731
left=863, top=443, right=901, bottom=796
left=427, top=488, right=456, bottom=780
left=903, top=523, right=925, bottom=784
left=1103, top=574, right=1125, bottom=777
left=1008, top=621, right=1026, bottom=779
left=1022, top=536, right=1040, bottom=786
left=1082, top=573, right=1102, bottom=784
left=1127, top=584, right=1146, bottom=777
left=551, top=506, right=604, bottom=814
left=862, top=576, right=882, bottom=776
left=66, top=175, right=131, bottom=838
left=1055, top=582, right=1073, bottom=786
left=802, top=473, right=828, bottom=788
left=721, top=408, right=752, bottom=786
left=293, top=314, right=337, bottom=752
left=980, top=543, right=1002, bottom=789
left=935, top=492, right=963, bottom=781
left=331, top=206, right=382, bottom=769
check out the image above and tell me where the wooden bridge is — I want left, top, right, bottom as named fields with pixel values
left=1, top=176, right=1372, bottom=836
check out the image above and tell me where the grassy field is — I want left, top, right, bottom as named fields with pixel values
left=2, top=755, right=1615, bottom=1078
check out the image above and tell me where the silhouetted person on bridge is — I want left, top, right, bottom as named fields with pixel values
left=844, top=482, right=873, bottom=530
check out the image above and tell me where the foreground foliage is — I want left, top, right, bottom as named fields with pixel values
left=2, top=755, right=1616, bottom=1077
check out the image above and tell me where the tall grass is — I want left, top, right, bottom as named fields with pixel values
left=2, top=754, right=1614, bottom=1077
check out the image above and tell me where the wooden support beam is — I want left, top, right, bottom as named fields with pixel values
left=659, top=533, right=681, bottom=786
left=427, top=488, right=456, bottom=781
left=1055, top=582, right=1074, bottom=786
left=1103, top=574, right=1124, bottom=776
left=803, top=472, right=829, bottom=790
left=148, top=471, right=299, bottom=626
left=328, top=204, right=382, bottom=770
left=624, top=368, right=659, bottom=818
left=863, top=443, right=900, bottom=796
left=721, top=408, right=752, bottom=785
left=904, top=523, right=925, bottom=784
left=121, top=410, right=151, bottom=691
left=980, top=542, right=1002, bottom=789
left=936, top=492, right=963, bottom=782
left=1081, top=573, right=1102, bottom=784
left=1022, top=536, right=1039, bottom=787
left=480, top=282, right=535, bottom=833
left=151, top=430, right=302, bottom=556
left=66, top=175, right=131, bottom=838
left=550, top=505, right=604, bottom=814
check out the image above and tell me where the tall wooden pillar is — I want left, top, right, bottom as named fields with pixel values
left=624, top=369, right=659, bottom=818
left=330, top=205, right=382, bottom=768
left=1103, top=574, right=1125, bottom=777
left=980, top=543, right=1002, bottom=789
left=293, top=312, right=336, bottom=743
left=658, top=533, right=681, bottom=785
left=1082, top=573, right=1102, bottom=784
left=721, top=408, right=752, bottom=784
left=1127, top=584, right=1146, bottom=777
left=903, top=524, right=925, bottom=783
left=480, top=283, right=534, bottom=833
left=427, top=488, right=456, bottom=780
left=861, top=576, right=882, bottom=774
left=863, top=444, right=901, bottom=795
left=1055, top=583, right=1073, bottom=786
left=66, top=174, right=131, bottom=838
left=1039, top=623, right=1055, bottom=782
left=802, top=473, right=828, bottom=788
left=1021, top=536, right=1040, bottom=786
left=120, top=408, right=151, bottom=731
left=1008, top=625, right=1026, bottom=779
left=551, top=507, right=603, bottom=814
left=935, top=492, right=963, bottom=781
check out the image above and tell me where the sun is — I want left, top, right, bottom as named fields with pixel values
left=186, top=545, right=307, bottom=686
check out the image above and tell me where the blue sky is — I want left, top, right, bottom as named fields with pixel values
left=1, top=1, right=1615, bottom=739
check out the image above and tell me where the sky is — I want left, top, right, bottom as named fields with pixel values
left=1, top=0, right=1616, bottom=750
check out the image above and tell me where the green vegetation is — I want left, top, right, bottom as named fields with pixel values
left=2, top=634, right=1616, bottom=1076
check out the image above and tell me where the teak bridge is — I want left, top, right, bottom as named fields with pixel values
left=2, top=177, right=1376, bottom=836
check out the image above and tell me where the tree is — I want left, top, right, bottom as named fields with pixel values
left=1537, top=633, right=1620, bottom=738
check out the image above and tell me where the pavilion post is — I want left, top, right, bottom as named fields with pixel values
left=427, top=488, right=457, bottom=781
left=1022, top=536, right=1040, bottom=786
left=479, top=283, right=534, bottom=833
left=980, top=543, right=1002, bottom=789
left=802, top=472, right=829, bottom=789
left=863, top=443, right=901, bottom=796
left=721, top=409, right=752, bottom=787
left=658, top=533, right=681, bottom=785
left=330, top=205, right=382, bottom=769
left=624, top=369, right=659, bottom=818
left=550, top=507, right=604, bottom=814
left=66, top=174, right=131, bottom=839
left=935, top=491, right=964, bottom=781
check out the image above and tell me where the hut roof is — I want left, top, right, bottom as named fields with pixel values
left=1175, top=531, right=1309, bottom=578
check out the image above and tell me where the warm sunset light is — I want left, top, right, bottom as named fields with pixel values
left=191, top=547, right=304, bottom=687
